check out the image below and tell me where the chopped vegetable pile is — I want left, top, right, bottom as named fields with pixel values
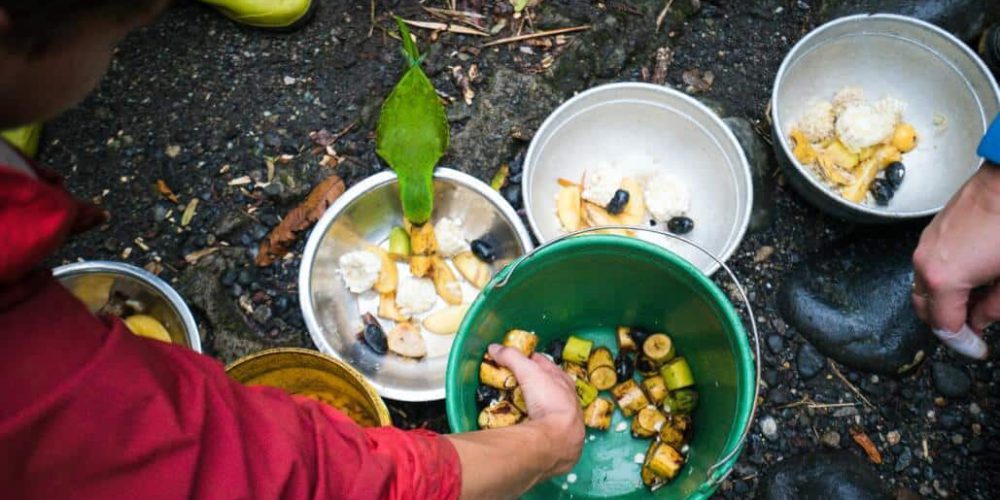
left=97, top=291, right=173, bottom=343
left=789, top=86, right=918, bottom=206
left=476, top=327, right=699, bottom=490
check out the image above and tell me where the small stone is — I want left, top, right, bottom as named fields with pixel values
left=887, top=430, right=901, bottom=446
left=820, top=431, right=841, bottom=448
left=760, top=415, right=778, bottom=440
left=796, top=343, right=825, bottom=380
left=931, top=362, right=971, bottom=398
left=767, top=335, right=785, bottom=354
left=237, top=269, right=254, bottom=286
left=760, top=451, right=889, bottom=499
left=152, top=203, right=171, bottom=222
left=951, top=434, right=963, bottom=445
left=221, top=269, right=238, bottom=287
left=895, top=446, right=913, bottom=472
left=832, top=406, right=859, bottom=418
left=283, top=75, right=296, bottom=85
left=938, top=408, right=962, bottom=430
left=969, top=402, right=981, bottom=415
left=252, top=305, right=272, bottom=324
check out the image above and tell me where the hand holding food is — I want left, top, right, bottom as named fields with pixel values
left=911, top=165, right=1000, bottom=359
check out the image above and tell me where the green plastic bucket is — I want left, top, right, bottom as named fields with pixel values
left=446, top=232, right=759, bottom=499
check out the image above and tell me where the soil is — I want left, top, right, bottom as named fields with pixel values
left=43, top=0, right=1000, bottom=498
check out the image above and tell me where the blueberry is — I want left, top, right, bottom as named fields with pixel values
left=667, top=216, right=694, bottom=235
left=606, top=189, right=630, bottom=215
left=470, top=239, right=497, bottom=263
left=545, top=339, right=566, bottom=364
left=615, top=353, right=635, bottom=381
left=361, top=313, right=388, bottom=354
left=885, top=162, right=906, bottom=189
left=475, top=385, right=502, bottom=408
left=871, top=178, right=894, bottom=206
left=630, top=326, right=652, bottom=348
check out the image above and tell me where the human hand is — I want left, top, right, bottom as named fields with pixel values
left=487, top=343, right=584, bottom=475
left=911, top=166, right=1000, bottom=359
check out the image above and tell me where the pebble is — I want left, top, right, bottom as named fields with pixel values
left=252, top=305, right=272, bottom=324
left=931, top=362, right=971, bottom=398
left=887, top=430, right=901, bottom=446
left=795, top=343, right=825, bottom=380
left=832, top=407, right=859, bottom=418
left=760, top=451, right=888, bottom=499
left=895, top=446, right=913, bottom=472
left=760, top=415, right=778, bottom=440
left=969, top=402, right=981, bottom=415
left=766, top=335, right=784, bottom=354
left=237, top=269, right=254, bottom=286
left=938, top=408, right=962, bottom=430
left=777, top=232, right=934, bottom=375
left=820, top=430, right=841, bottom=448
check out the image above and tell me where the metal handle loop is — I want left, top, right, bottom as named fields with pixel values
left=492, top=226, right=760, bottom=486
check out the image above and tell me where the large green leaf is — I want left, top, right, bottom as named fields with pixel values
left=375, top=18, right=449, bottom=225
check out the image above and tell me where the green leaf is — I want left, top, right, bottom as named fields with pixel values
left=395, top=17, right=421, bottom=67
left=511, top=0, right=530, bottom=13
left=376, top=22, right=449, bottom=225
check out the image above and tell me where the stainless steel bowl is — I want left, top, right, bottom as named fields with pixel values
left=298, top=168, right=534, bottom=401
left=53, top=261, right=201, bottom=352
left=522, top=83, right=753, bottom=275
left=772, top=14, right=1000, bottom=222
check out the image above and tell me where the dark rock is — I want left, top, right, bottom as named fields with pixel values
left=767, top=334, right=785, bottom=354
left=448, top=68, right=563, bottom=181
left=895, top=446, right=913, bottom=472
left=796, top=343, right=826, bottom=380
left=215, top=209, right=254, bottom=238
left=938, top=407, right=963, bottom=430
left=251, top=305, right=272, bottom=324
left=725, top=117, right=778, bottom=233
left=931, top=362, right=971, bottom=398
left=760, top=451, right=891, bottom=500
left=819, top=0, right=1000, bottom=43
left=778, top=232, right=935, bottom=375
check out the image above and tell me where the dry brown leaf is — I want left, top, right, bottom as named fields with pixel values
left=256, top=175, right=346, bottom=266
left=682, top=68, right=715, bottom=93
left=184, top=247, right=219, bottom=264
left=754, top=246, right=775, bottom=263
left=651, top=47, right=673, bottom=85
left=156, top=179, right=179, bottom=204
left=849, top=428, right=883, bottom=464
left=181, top=198, right=199, bottom=227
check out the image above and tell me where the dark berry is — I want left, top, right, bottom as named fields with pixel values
left=630, top=327, right=652, bottom=347
left=885, top=162, right=906, bottom=189
left=615, top=353, right=635, bottom=381
left=667, top=216, right=694, bottom=235
left=871, top=178, right=894, bottom=206
left=470, top=239, right=497, bottom=263
left=606, top=189, right=630, bottom=215
left=545, top=339, right=566, bottom=364
left=475, top=385, right=502, bottom=408
left=361, top=313, right=387, bottom=354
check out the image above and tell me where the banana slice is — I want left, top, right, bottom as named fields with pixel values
left=618, top=178, right=646, bottom=226
left=422, top=304, right=470, bottom=335
left=124, top=314, right=172, bottom=343
left=371, top=247, right=398, bottom=294
left=387, top=322, right=427, bottom=359
left=432, top=257, right=463, bottom=305
left=556, top=185, right=583, bottom=232
left=453, top=251, right=491, bottom=288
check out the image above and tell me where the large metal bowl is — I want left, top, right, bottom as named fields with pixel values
left=53, top=261, right=201, bottom=352
left=772, top=14, right=1000, bottom=222
left=523, top=83, right=753, bottom=275
left=298, top=168, right=534, bottom=401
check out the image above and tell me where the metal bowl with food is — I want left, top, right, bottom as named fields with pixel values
left=298, top=168, right=534, bottom=402
left=53, top=261, right=201, bottom=352
left=523, top=82, right=753, bottom=275
left=226, top=348, right=391, bottom=427
left=772, top=14, right=1000, bottom=223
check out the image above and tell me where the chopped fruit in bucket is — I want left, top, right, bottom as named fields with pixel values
left=475, top=326, right=699, bottom=488
left=124, top=314, right=172, bottom=343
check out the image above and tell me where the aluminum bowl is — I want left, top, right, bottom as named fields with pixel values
left=772, top=14, right=1000, bottom=223
left=298, top=168, right=534, bottom=401
left=53, top=261, right=201, bottom=352
left=522, top=83, right=753, bottom=275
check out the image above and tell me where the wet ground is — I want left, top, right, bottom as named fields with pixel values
left=46, top=0, right=999, bottom=498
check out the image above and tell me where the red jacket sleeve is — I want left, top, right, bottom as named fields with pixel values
left=0, top=277, right=462, bottom=500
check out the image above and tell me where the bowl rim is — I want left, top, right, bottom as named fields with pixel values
left=52, top=260, right=202, bottom=353
left=522, top=81, right=754, bottom=275
left=445, top=235, right=756, bottom=496
left=298, top=167, right=535, bottom=402
left=225, top=346, right=392, bottom=426
left=771, top=13, right=1000, bottom=219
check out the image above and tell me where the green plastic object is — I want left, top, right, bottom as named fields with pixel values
left=447, top=235, right=755, bottom=499
left=2, top=123, right=42, bottom=158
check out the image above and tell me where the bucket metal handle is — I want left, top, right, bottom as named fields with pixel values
left=493, top=226, right=761, bottom=488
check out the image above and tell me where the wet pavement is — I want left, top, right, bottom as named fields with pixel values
left=46, top=1, right=1000, bottom=497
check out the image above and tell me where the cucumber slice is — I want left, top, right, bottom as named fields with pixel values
left=388, top=226, right=411, bottom=259
left=562, top=335, right=593, bottom=365
left=660, top=357, right=694, bottom=391
left=574, top=378, right=598, bottom=407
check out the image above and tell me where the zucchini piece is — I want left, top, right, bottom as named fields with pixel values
left=388, top=226, right=411, bottom=260
left=562, top=335, right=593, bottom=365
left=510, top=386, right=528, bottom=413
left=660, top=357, right=695, bottom=390
left=574, top=378, right=599, bottom=407
left=646, top=442, right=684, bottom=480
left=503, top=329, right=539, bottom=357
left=611, top=379, right=649, bottom=417
left=641, top=375, right=669, bottom=406
left=641, top=441, right=665, bottom=489
left=642, top=333, right=675, bottom=364
left=663, top=388, right=699, bottom=415
left=480, top=357, right=518, bottom=390
left=631, top=406, right=667, bottom=438
left=562, top=361, right=588, bottom=381
left=658, top=423, right=685, bottom=448
left=582, top=397, right=614, bottom=430
left=477, top=400, right=523, bottom=429
left=668, top=413, right=692, bottom=434
left=587, top=347, right=617, bottom=390
left=616, top=326, right=637, bottom=353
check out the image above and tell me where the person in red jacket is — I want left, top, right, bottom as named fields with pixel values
left=0, top=2, right=585, bottom=499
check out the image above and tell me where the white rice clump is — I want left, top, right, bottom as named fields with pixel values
left=831, top=85, right=865, bottom=112
left=582, top=167, right=623, bottom=206
left=797, top=100, right=835, bottom=142
left=434, top=217, right=468, bottom=257
left=835, top=102, right=896, bottom=151
left=339, top=251, right=381, bottom=293
left=396, top=277, right=437, bottom=316
left=644, top=173, right=690, bottom=221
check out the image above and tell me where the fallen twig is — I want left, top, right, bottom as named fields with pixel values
left=656, top=0, right=675, bottom=32
left=828, top=360, right=874, bottom=409
left=401, top=18, right=489, bottom=37
left=481, top=25, right=591, bottom=48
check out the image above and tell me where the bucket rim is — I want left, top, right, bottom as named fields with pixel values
left=445, top=234, right=756, bottom=498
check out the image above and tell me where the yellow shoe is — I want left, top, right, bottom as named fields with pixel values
left=1, top=123, right=43, bottom=158
left=200, top=0, right=316, bottom=30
